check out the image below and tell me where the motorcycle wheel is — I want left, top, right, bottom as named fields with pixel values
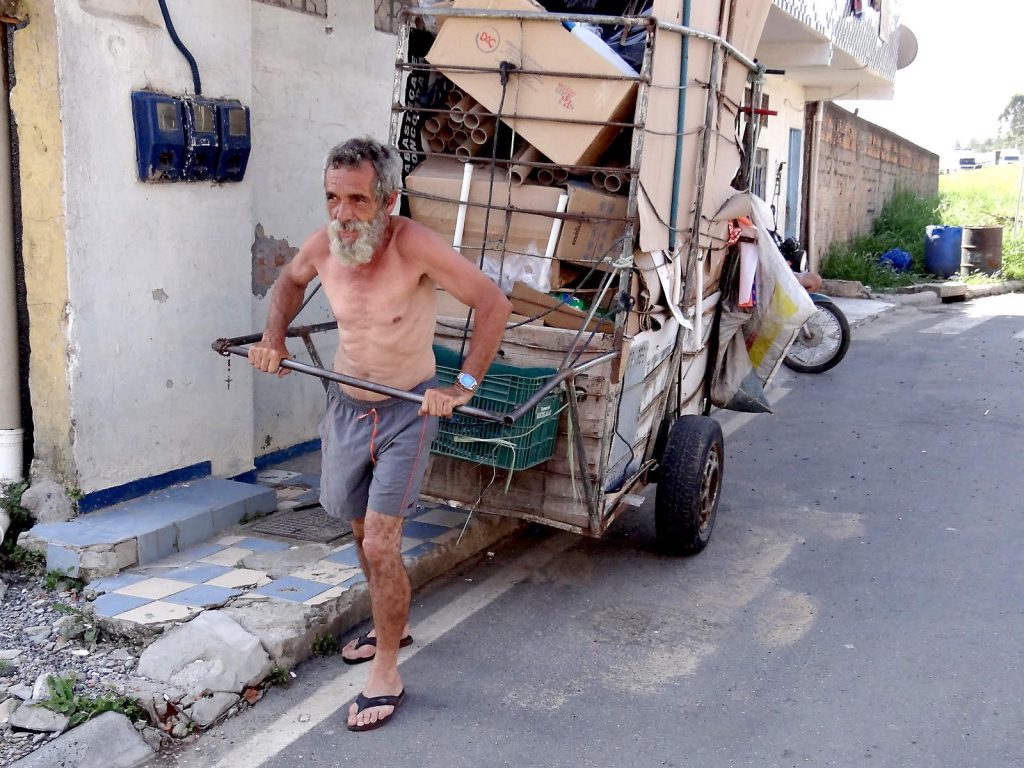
left=783, top=299, right=850, bottom=374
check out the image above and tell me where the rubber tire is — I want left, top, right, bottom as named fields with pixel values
left=655, top=415, right=724, bottom=556
left=783, top=299, right=850, bottom=374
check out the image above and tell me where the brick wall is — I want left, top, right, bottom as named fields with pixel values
left=808, top=102, right=939, bottom=264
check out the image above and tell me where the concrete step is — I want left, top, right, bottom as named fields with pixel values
left=20, top=478, right=277, bottom=581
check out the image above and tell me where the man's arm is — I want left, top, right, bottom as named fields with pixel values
left=403, top=222, right=512, bottom=416
left=249, top=232, right=321, bottom=376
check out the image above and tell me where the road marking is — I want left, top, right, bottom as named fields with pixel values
left=205, top=533, right=576, bottom=768
left=717, top=386, right=791, bottom=439
left=1014, top=329, right=1024, bottom=340
left=920, top=314, right=991, bottom=335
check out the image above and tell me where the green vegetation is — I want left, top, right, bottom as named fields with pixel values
left=45, top=568, right=86, bottom=593
left=38, top=673, right=147, bottom=728
left=266, top=666, right=293, bottom=688
left=311, top=633, right=339, bottom=657
left=0, top=482, right=39, bottom=572
left=821, top=188, right=938, bottom=288
left=821, top=165, right=1024, bottom=285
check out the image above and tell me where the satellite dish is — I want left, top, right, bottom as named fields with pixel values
left=896, top=24, right=918, bottom=70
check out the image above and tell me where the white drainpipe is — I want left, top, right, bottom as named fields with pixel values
left=806, top=100, right=824, bottom=273
left=0, top=53, right=22, bottom=543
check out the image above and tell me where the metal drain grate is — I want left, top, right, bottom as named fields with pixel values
left=249, top=506, right=352, bottom=543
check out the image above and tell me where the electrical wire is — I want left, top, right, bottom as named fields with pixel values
left=157, top=0, right=202, bottom=96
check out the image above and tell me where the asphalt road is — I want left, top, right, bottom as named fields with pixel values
left=161, top=293, right=1024, bottom=768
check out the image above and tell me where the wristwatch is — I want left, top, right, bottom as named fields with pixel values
left=455, top=371, right=479, bottom=393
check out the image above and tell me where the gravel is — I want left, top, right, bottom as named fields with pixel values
left=0, top=571, right=140, bottom=766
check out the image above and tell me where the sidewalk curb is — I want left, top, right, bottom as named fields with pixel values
left=48, top=511, right=526, bottom=763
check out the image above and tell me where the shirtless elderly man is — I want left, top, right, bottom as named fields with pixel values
left=250, top=137, right=511, bottom=731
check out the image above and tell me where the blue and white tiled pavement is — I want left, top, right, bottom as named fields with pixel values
left=71, top=469, right=482, bottom=629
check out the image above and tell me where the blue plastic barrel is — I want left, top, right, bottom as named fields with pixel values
left=924, top=225, right=963, bottom=278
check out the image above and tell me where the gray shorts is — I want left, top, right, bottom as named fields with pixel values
left=318, top=378, right=440, bottom=521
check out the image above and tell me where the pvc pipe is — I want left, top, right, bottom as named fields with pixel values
left=0, top=50, right=22, bottom=483
left=0, top=429, right=22, bottom=484
left=668, top=0, right=692, bottom=252
left=806, top=101, right=824, bottom=272
left=544, top=193, right=570, bottom=262
left=452, top=161, right=474, bottom=253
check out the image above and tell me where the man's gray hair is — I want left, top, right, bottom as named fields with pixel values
left=323, top=137, right=402, bottom=204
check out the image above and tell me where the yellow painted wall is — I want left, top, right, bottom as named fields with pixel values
left=10, top=1, right=76, bottom=485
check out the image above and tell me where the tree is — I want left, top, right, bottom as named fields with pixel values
left=999, top=94, right=1024, bottom=148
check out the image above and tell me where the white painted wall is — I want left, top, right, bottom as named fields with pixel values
left=248, top=1, right=397, bottom=457
left=52, top=0, right=396, bottom=494
left=758, top=78, right=808, bottom=238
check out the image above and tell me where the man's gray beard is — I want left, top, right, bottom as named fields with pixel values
left=328, top=211, right=388, bottom=266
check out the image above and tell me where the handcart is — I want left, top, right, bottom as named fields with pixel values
left=216, top=1, right=789, bottom=555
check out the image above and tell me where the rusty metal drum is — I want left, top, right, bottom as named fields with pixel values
left=960, top=226, right=1003, bottom=277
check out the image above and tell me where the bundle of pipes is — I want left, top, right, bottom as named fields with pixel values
left=591, top=161, right=628, bottom=193
left=421, top=88, right=464, bottom=156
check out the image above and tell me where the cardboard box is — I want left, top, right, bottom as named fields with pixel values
left=556, top=182, right=631, bottom=272
left=510, top=282, right=615, bottom=334
left=426, top=0, right=638, bottom=167
left=436, top=288, right=541, bottom=327
left=406, top=157, right=564, bottom=292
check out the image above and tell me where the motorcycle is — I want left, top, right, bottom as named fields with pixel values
left=773, top=234, right=850, bottom=374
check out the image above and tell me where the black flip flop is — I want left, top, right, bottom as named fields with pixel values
left=341, top=632, right=414, bottom=665
left=347, top=689, right=406, bottom=732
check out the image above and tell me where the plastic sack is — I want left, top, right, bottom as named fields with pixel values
left=481, top=244, right=554, bottom=295
left=711, top=308, right=772, bottom=413
left=713, top=193, right=816, bottom=386
left=879, top=248, right=912, bottom=272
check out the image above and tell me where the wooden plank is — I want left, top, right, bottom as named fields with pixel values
left=421, top=454, right=590, bottom=529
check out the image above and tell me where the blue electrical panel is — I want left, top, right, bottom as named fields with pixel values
left=131, top=91, right=185, bottom=182
left=182, top=98, right=219, bottom=182
left=214, top=101, right=251, bottom=183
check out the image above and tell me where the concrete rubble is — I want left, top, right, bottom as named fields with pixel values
left=136, top=611, right=272, bottom=698
left=10, top=711, right=152, bottom=768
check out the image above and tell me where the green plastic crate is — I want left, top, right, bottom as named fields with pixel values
left=430, top=345, right=564, bottom=471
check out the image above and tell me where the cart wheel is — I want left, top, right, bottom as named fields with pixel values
left=655, top=415, right=724, bottom=556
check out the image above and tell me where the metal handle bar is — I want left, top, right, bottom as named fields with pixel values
left=214, top=341, right=507, bottom=424
left=212, top=339, right=618, bottom=428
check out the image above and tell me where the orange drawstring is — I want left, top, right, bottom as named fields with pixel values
left=357, top=408, right=380, bottom=465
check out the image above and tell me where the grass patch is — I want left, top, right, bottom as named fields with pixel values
left=822, top=166, right=1024, bottom=285
left=312, top=633, right=339, bottom=657
left=38, top=673, right=147, bottom=728
left=821, top=188, right=938, bottom=287
left=266, top=666, right=293, bottom=688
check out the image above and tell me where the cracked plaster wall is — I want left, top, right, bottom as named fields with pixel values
left=17, top=0, right=395, bottom=495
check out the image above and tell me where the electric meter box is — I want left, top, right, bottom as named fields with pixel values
left=214, top=101, right=251, bottom=182
left=182, top=97, right=219, bottom=182
left=131, top=91, right=186, bottom=182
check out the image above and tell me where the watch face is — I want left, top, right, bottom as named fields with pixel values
left=457, top=372, right=478, bottom=391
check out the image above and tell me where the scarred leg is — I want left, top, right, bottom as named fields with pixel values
left=347, top=510, right=409, bottom=730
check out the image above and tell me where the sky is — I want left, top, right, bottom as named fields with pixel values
left=836, top=0, right=1024, bottom=156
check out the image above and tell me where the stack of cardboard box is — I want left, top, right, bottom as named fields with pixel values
left=404, top=0, right=641, bottom=333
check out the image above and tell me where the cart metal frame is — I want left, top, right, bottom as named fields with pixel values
left=215, top=6, right=763, bottom=542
